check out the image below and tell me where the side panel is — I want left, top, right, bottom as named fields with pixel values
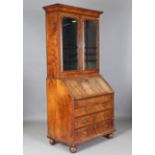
left=46, top=13, right=60, bottom=78
left=46, top=79, right=74, bottom=145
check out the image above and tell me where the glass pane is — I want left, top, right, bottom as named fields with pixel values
left=62, top=17, right=78, bottom=71
left=84, top=20, right=98, bottom=69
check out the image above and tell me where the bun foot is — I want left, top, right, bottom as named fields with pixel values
left=49, top=138, right=56, bottom=145
left=69, top=145, right=77, bottom=153
left=104, top=133, right=114, bottom=139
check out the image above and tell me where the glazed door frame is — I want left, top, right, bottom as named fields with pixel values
left=59, top=13, right=99, bottom=77
left=59, top=13, right=81, bottom=72
left=81, top=16, right=100, bottom=72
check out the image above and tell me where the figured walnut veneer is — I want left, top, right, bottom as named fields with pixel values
left=43, top=4, right=115, bottom=153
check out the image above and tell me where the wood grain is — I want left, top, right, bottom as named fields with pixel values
left=63, top=76, right=113, bottom=100
left=45, top=13, right=60, bottom=78
left=43, top=4, right=114, bottom=152
left=46, top=79, right=74, bottom=145
left=43, top=3, right=103, bottom=17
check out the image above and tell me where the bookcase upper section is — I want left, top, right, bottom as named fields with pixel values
left=43, top=4, right=103, bottom=78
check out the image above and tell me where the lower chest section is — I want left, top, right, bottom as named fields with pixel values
left=73, top=94, right=114, bottom=144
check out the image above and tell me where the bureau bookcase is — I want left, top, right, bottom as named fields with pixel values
left=43, top=4, right=115, bottom=153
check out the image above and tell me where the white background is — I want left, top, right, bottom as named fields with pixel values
left=0, top=0, right=155, bottom=155
left=23, top=0, right=132, bottom=121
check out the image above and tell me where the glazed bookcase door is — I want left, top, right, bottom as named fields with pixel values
left=83, top=18, right=99, bottom=70
left=60, top=14, right=80, bottom=72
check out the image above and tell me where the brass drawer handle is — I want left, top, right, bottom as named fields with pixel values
left=104, top=123, right=109, bottom=128
left=105, top=112, right=111, bottom=118
left=102, top=103, right=105, bottom=107
left=84, top=79, right=89, bottom=82
left=102, top=100, right=110, bottom=106
left=94, top=124, right=97, bottom=129
left=102, top=102, right=108, bottom=106
left=83, top=107, right=88, bottom=113
left=82, top=131, right=87, bottom=136
left=82, top=119, right=88, bottom=124
left=105, top=124, right=109, bottom=128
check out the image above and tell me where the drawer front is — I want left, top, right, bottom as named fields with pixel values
left=95, top=110, right=113, bottom=122
left=74, top=109, right=113, bottom=129
left=75, top=94, right=113, bottom=108
left=95, top=119, right=114, bottom=133
left=75, top=125, right=95, bottom=141
left=94, top=101, right=113, bottom=112
left=75, top=100, right=113, bottom=117
left=75, top=106, right=95, bottom=117
left=75, top=115, right=94, bottom=129
left=74, top=120, right=114, bottom=143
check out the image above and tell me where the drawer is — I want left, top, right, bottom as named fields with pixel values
left=95, top=101, right=113, bottom=112
left=75, top=100, right=113, bottom=117
left=75, top=94, right=113, bottom=108
left=95, top=110, right=113, bottom=122
left=75, top=106, right=95, bottom=117
left=75, top=120, right=114, bottom=142
left=104, top=110, right=114, bottom=120
left=75, top=125, right=95, bottom=141
left=95, top=119, right=114, bottom=133
left=75, top=115, right=94, bottom=129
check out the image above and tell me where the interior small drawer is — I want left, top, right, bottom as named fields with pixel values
left=75, top=115, right=94, bottom=129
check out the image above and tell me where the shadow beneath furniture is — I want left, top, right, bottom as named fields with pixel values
left=23, top=119, right=132, bottom=153
left=77, top=119, right=132, bottom=152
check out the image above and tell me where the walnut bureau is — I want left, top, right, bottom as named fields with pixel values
left=43, top=4, right=115, bottom=153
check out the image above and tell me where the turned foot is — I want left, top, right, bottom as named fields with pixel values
left=49, top=138, right=56, bottom=145
left=104, top=133, right=114, bottom=139
left=69, top=145, right=77, bottom=153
